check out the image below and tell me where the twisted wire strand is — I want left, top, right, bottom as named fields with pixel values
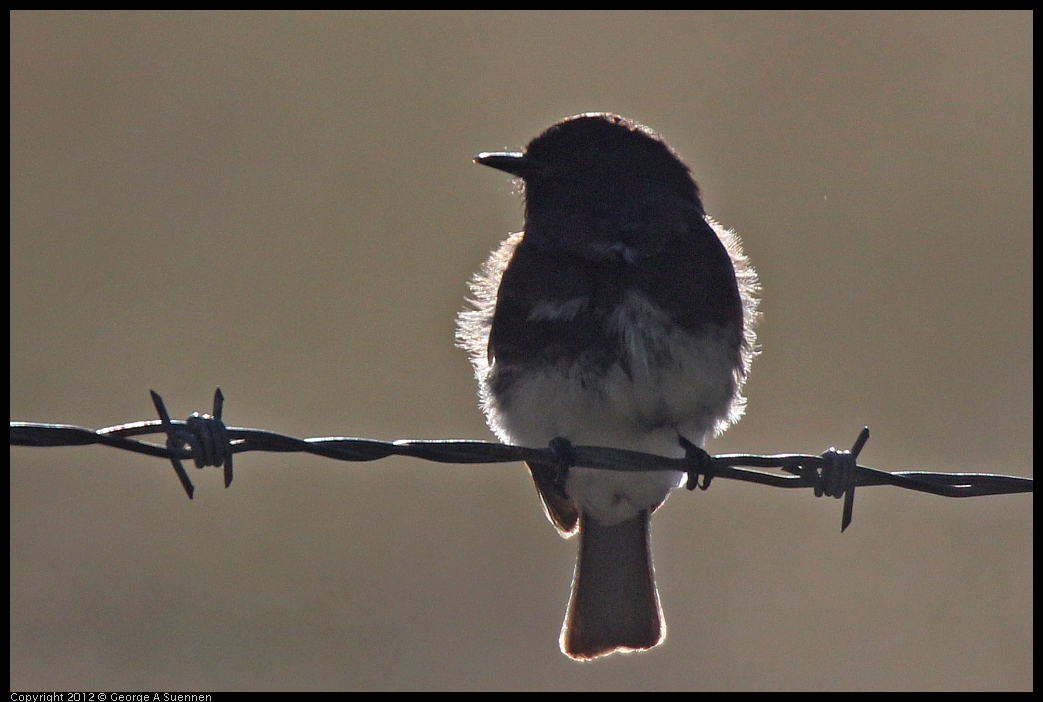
left=10, top=389, right=1033, bottom=531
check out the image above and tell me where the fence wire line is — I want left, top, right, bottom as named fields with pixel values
left=10, top=389, right=1032, bottom=531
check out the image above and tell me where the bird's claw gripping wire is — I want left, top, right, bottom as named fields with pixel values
left=679, top=435, right=714, bottom=491
left=546, top=436, right=576, bottom=496
left=150, top=388, right=233, bottom=499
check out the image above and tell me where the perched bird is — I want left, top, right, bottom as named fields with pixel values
left=458, top=113, right=758, bottom=660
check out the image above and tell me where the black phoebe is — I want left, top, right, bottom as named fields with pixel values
left=458, top=113, right=758, bottom=660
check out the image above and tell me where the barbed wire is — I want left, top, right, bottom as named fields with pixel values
left=10, top=388, right=1032, bottom=532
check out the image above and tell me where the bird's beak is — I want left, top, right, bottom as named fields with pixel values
left=474, top=151, right=532, bottom=178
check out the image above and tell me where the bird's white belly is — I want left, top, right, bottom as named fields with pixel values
left=488, top=299, right=742, bottom=524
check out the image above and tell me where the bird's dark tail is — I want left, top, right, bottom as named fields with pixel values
left=561, top=509, right=664, bottom=660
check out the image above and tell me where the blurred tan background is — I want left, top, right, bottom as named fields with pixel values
left=10, top=11, right=1031, bottom=691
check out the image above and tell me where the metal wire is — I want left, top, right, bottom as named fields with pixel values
left=10, top=388, right=1033, bottom=532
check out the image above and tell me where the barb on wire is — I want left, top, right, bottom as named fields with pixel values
left=10, top=389, right=1033, bottom=531
left=149, top=388, right=232, bottom=498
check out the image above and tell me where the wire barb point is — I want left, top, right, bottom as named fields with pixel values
left=151, top=389, right=194, bottom=499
